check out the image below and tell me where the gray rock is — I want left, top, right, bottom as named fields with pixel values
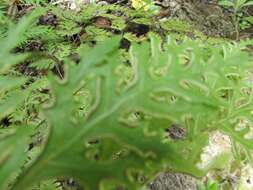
left=148, top=172, right=198, bottom=190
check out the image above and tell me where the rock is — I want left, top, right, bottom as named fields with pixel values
left=149, top=172, right=198, bottom=190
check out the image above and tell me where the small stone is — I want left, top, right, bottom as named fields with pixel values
left=149, top=172, right=197, bottom=190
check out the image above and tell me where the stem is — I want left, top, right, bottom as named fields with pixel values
left=234, top=10, right=240, bottom=40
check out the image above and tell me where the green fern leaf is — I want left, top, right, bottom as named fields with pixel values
left=11, top=33, right=253, bottom=189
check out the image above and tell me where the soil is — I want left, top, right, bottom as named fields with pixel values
left=156, top=0, right=235, bottom=38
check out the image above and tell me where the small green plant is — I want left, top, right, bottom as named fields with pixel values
left=219, top=0, right=253, bottom=39
left=198, top=181, right=219, bottom=190
left=241, top=15, right=253, bottom=30
left=131, top=0, right=160, bottom=13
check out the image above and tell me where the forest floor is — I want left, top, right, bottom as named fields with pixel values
left=1, top=0, right=253, bottom=190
